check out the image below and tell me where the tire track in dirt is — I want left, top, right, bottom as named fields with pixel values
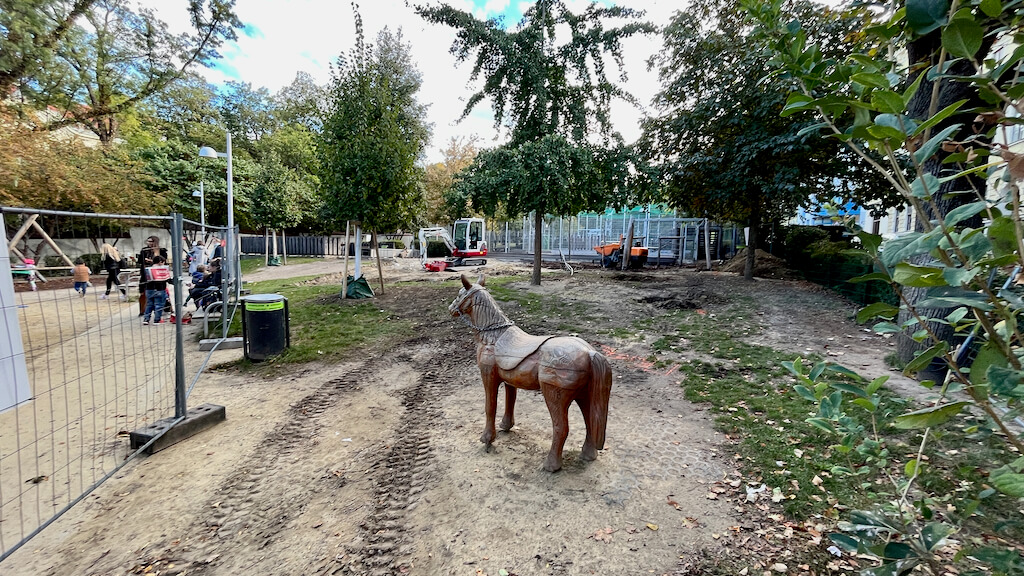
left=117, top=337, right=469, bottom=576
left=322, top=343, right=467, bottom=576
left=120, top=364, right=372, bottom=575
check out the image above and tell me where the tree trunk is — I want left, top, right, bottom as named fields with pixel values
left=373, top=230, right=384, bottom=295
left=532, top=211, right=543, bottom=286
left=743, top=208, right=760, bottom=281
left=93, top=114, right=116, bottom=145
left=621, top=221, right=635, bottom=272
left=341, top=221, right=350, bottom=299
left=895, top=32, right=991, bottom=370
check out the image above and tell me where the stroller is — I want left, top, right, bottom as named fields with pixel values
left=186, top=265, right=223, bottom=312
left=187, top=285, right=222, bottom=311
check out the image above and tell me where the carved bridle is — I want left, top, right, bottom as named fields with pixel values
left=449, top=284, right=480, bottom=320
left=450, top=282, right=514, bottom=333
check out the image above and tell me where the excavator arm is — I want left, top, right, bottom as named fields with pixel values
left=418, top=227, right=457, bottom=267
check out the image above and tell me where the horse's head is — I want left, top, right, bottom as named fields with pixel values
left=449, top=274, right=486, bottom=319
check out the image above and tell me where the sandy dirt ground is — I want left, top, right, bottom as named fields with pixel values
left=1, top=273, right=196, bottom=553
left=2, top=256, right=918, bottom=576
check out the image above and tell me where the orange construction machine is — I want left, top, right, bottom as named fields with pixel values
left=594, top=236, right=648, bottom=270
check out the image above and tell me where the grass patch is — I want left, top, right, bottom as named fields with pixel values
left=661, top=302, right=1021, bottom=542
left=661, top=305, right=902, bottom=519
left=484, top=277, right=593, bottom=334
left=884, top=351, right=904, bottom=370
left=226, top=274, right=413, bottom=367
left=240, top=255, right=326, bottom=276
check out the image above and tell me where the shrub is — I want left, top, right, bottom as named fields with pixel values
left=426, top=240, right=450, bottom=258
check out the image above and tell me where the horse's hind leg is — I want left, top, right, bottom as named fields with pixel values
left=500, top=384, right=517, bottom=432
left=575, top=391, right=597, bottom=461
left=542, top=386, right=573, bottom=472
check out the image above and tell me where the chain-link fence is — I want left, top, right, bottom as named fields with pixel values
left=0, top=207, right=239, bottom=562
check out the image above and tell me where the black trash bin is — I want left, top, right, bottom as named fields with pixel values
left=241, top=294, right=290, bottom=361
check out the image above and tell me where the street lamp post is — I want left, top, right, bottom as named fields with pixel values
left=192, top=181, right=205, bottom=238
left=199, top=132, right=233, bottom=237
left=199, top=133, right=236, bottom=330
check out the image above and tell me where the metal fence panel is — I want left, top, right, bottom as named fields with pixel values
left=0, top=208, right=237, bottom=562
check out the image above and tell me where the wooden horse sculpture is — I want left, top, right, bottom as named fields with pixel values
left=449, top=274, right=612, bottom=472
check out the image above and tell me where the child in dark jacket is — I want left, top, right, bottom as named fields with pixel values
left=142, top=256, right=168, bottom=325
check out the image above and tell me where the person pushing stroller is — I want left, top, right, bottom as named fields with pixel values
left=189, top=262, right=222, bottom=310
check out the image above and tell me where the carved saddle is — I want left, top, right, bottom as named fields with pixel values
left=493, top=326, right=555, bottom=371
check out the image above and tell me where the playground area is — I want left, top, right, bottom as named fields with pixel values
left=2, top=258, right=914, bottom=575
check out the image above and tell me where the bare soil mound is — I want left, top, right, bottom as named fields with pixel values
left=720, top=248, right=798, bottom=279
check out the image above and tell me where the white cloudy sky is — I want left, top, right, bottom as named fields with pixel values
left=148, top=0, right=681, bottom=163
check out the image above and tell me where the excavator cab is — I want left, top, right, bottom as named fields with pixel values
left=452, top=218, right=487, bottom=255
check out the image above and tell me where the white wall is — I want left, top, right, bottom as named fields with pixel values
left=0, top=219, right=32, bottom=413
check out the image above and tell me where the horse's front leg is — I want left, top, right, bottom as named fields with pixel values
left=499, top=384, right=517, bottom=432
left=479, top=365, right=499, bottom=448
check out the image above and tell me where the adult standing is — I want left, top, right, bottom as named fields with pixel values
left=100, top=243, right=127, bottom=300
left=211, top=236, right=224, bottom=267
left=188, top=237, right=206, bottom=276
left=137, top=235, right=168, bottom=316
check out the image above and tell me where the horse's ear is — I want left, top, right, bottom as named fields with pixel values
left=478, top=273, right=486, bottom=287
left=461, top=274, right=472, bottom=290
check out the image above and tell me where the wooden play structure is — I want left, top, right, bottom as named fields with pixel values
left=5, top=214, right=76, bottom=284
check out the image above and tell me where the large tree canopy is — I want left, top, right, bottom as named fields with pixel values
left=0, top=0, right=241, bottom=144
left=416, top=0, right=654, bottom=284
left=0, top=123, right=164, bottom=214
left=423, top=135, right=480, bottom=225
left=317, top=11, right=430, bottom=235
left=641, top=0, right=891, bottom=279
left=122, top=70, right=323, bottom=232
left=274, top=71, right=326, bottom=132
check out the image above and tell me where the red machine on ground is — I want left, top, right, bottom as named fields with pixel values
left=419, top=218, right=488, bottom=271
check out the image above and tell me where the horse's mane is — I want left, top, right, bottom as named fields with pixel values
left=468, top=286, right=512, bottom=331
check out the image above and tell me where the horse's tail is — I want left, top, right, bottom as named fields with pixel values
left=588, top=350, right=612, bottom=450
